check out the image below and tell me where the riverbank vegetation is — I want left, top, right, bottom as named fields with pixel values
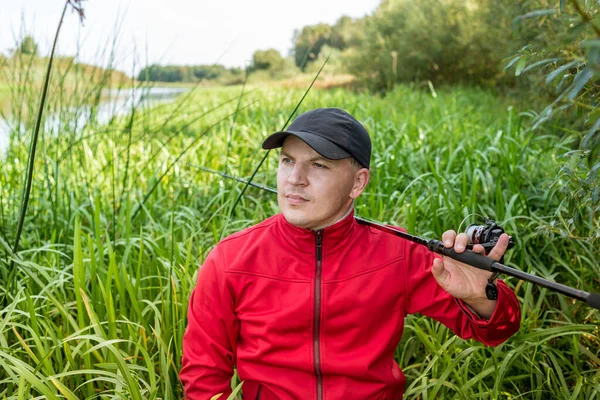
left=0, top=0, right=598, bottom=399
left=0, top=51, right=131, bottom=114
left=1, top=78, right=598, bottom=398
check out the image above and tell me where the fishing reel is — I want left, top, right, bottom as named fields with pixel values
left=465, top=218, right=515, bottom=301
left=465, top=219, right=515, bottom=253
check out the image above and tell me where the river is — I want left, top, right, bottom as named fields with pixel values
left=0, top=86, right=189, bottom=156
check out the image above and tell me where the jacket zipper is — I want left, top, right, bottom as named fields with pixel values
left=255, top=384, right=262, bottom=400
left=314, top=229, right=323, bottom=400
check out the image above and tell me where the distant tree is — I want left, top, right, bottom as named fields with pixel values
left=346, top=0, right=510, bottom=90
left=251, top=49, right=283, bottom=71
left=137, top=64, right=233, bottom=82
left=292, top=23, right=332, bottom=69
left=138, top=64, right=158, bottom=81
left=229, top=67, right=243, bottom=76
left=192, top=65, right=226, bottom=80
left=18, top=35, right=38, bottom=56
left=305, top=45, right=345, bottom=74
left=330, top=16, right=365, bottom=50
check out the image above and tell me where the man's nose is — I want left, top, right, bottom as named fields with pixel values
left=287, top=165, right=308, bottom=186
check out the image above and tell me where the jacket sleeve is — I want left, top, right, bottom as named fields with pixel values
left=181, top=246, right=239, bottom=399
left=403, top=240, right=521, bottom=346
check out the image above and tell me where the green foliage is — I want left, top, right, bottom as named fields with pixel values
left=0, top=54, right=9, bottom=67
left=292, top=23, right=332, bottom=69
left=250, top=48, right=283, bottom=71
left=0, top=1, right=599, bottom=397
left=504, top=0, right=600, bottom=239
left=138, top=64, right=184, bottom=82
left=137, top=64, right=242, bottom=83
left=247, top=55, right=299, bottom=82
left=345, top=0, right=512, bottom=91
left=329, top=16, right=366, bottom=51
left=18, top=35, right=38, bottom=56
left=292, top=16, right=364, bottom=70
left=549, top=150, right=600, bottom=240
left=191, top=65, right=228, bottom=80
left=305, top=45, right=344, bottom=75
left=0, top=70, right=598, bottom=397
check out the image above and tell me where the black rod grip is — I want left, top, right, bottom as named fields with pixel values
left=427, top=240, right=496, bottom=272
left=587, top=293, right=600, bottom=310
left=427, top=240, right=594, bottom=304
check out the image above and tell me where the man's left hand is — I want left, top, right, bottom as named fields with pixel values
left=431, top=230, right=510, bottom=319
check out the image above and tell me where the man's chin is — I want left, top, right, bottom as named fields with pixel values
left=281, top=209, right=314, bottom=229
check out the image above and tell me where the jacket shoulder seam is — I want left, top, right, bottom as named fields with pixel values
left=219, top=218, right=278, bottom=245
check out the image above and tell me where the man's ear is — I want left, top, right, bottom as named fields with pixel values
left=350, top=168, right=370, bottom=199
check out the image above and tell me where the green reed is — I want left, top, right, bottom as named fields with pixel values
left=0, top=53, right=598, bottom=400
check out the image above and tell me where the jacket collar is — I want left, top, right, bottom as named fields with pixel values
left=276, top=209, right=356, bottom=254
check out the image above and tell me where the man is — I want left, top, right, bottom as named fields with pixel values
left=180, top=108, right=521, bottom=399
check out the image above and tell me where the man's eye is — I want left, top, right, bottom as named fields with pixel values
left=313, top=163, right=327, bottom=169
left=281, top=158, right=293, bottom=164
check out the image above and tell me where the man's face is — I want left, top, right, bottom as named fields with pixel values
left=277, top=136, right=369, bottom=230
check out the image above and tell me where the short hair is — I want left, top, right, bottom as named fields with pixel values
left=349, top=157, right=362, bottom=169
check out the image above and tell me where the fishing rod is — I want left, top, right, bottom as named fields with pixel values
left=188, top=163, right=600, bottom=310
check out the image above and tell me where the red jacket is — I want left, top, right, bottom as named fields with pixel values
left=181, top=211, right=521, bottom=399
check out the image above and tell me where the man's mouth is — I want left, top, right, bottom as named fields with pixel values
left=285, top=194, right=309, bottom=204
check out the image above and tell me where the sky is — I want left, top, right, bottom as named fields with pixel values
left=0, top=0, right=381, bottom=75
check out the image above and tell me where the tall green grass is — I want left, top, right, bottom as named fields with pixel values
left=0, top=54, right=598, bottom=399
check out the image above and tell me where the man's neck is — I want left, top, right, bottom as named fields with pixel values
left=311, top=204, right=354, bottom=231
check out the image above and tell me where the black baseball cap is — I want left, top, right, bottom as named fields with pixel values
left=262, top=108, right=371, bottom=169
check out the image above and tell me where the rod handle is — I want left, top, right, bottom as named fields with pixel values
left=587, top=293, right=600, bottom=310
left=427, top=240, right=496, bottom=272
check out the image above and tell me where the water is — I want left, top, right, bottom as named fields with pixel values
left=0, top=86, right=189, bottom=156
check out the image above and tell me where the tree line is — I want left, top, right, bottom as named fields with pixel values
left=288, top=0, right=598, bottom=92
left=137, top=64, right=244, bottom=83
left=137, top=0, right=597, bottom=100
left=134, top=0, right=598, bottom=164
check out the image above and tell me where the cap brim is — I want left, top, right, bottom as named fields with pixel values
left=262, top=130, right=351, bottom=160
